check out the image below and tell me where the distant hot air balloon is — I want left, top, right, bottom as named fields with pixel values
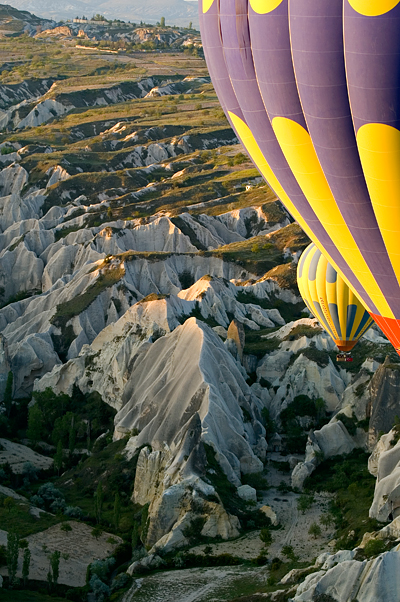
left=298, top=243, right=373, bottom=359
left=199, top=0, right=400, bottom=354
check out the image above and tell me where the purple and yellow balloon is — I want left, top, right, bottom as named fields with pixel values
left=199, top=0, right=400, bottom=354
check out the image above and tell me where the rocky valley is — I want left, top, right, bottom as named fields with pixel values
left=0, top=6, right=400, bottom=602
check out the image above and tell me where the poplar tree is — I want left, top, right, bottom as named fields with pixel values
left=6, top=531, right=19, bottom=587
left=94, top=483, right=103, bottom=524
left=22, top=547, right=31, bottom=586
left=113, top=493, right=121, bottom=530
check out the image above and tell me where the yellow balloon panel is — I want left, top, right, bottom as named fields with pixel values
left=202, top=0, right=215, bottom=13
left=271, top=116, right=393, bottom=319
left=357, top=123, right=400, bottom=287
left=249, top=0, right=284, bottom=15
left=298, top=243, right=374, bottom=351
left=348, top=0, right=400, bottom=16
left=228, top=112, right=358, bottom=297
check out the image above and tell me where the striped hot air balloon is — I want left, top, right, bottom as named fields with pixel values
left=199, top=0, right=400, bottom=354
left=298, top=243, right=373, bottom=356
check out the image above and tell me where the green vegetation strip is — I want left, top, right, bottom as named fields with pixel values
left=304, top=450, right=381, bottom=550
left=51, top=264, right=125, bottom=330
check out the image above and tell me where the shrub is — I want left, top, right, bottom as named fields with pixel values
left=277, top=481, right=291, bottom=494
left=65, top=505, right=84, bottom=519
left=22, top=462, right=38, bottom=482
left=260, top=528, right=272, bottom=545
left=337, top=413, right=358, bottom=436
left=282, top=545, right=297, bottom=562
left=0, top=544, right=6, bottom=566
left=297, top=494, right=314, bottom=514
left=233, top=152, right=247, bottom=165
left=242, top=472, right=268, bottom=491
left=182, top=516, right=207, bottom=543
left=270, top=557, right=282, bottom=571
left=110, top=572, right=131, bottom=592
left=91, top=526, right=103, bottom=539
left=363, top=538, right=387, bottom=558
left=251, top=553, right=268, bottom=566
left=0, top=146, right=15, bottom=155
left=89, top=557, right=115, bottom=582
left=309, top=523, right=322, bottom=539
left=261, top=407, right=276, bottom=436
left=113, top=542, right=132, bottom=566
left=90, top=574, right=110, bottom=602
left=31, top=482, right=65, bottom=511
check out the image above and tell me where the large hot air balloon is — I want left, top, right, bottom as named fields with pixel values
left=298, top=243, right=373, bottom=359
left=199, top=0, right=400, bottom=354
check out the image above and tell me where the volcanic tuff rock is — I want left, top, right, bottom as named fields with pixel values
left=3, top=0, right=200, bottom=28
left=37, top=318, right=266, bottom=549
left=292, top=421, right=358, bottom=489
left=0, top=334, right=10, bottom=399
left=256, top=319, right=351, bottom=419
left=0, top=438, right=53, bottom=472
left=0, top=522, right=122, bottom=587
left=290, top=545, right=400, bottom=602
left=368, top=358, right=400, bottom=448
left=369, top=436, right=400, bottom=522
left=0, top=76, right=213, bottom=131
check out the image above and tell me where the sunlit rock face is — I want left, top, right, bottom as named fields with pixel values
left=291, top=545, right=400, bottom=602
left=36, top=317, right=267, bottom=550
left=369, top=359, right=400, bottom=448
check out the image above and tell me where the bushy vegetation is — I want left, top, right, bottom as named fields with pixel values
left=283, top=324, right=322, bottom=341
left=304, top=450, right=380, bottom=549
left=50, top=264, right=125, bottom=360
left=280, top=395, right=328, bottom=454
left=203, top=444, right=271, bottom=531
left=27, top=386, right=116, bottom=452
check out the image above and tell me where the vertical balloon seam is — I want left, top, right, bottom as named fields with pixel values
left=271, top=115, right=394, bottom=320
left=353, top=313, right=374, bottom=340
left=205, top=2, right=378, bottom=320
left=290, top=0, right=399, bottom=323
left=356, top=124, right=400, bottom=293
left=246, top=2, right=378, bottom=314
left=335, top=266, right=347, bottom=341
left=228, top=109, right=363, bottom=306
left=298, top=243, right=373, bottom=348
left=245, top=0, right=379, bottom=314
left=306, top=245, right=338, bottom=339
left=286, top=2, right=394, bottom=321
left=343, top=4, right=400, bottom=320
left=347, top=304, right=365, bottom=340
left=346, top=305, right=358, bottom=339
left=285, top=2, right=380, bottom=311
left=227, top=71, right=374, bottom=313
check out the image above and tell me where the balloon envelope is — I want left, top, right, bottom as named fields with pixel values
left=199, top=0, right=400, bottom=354
left=298, top=244, right=373, bottom=352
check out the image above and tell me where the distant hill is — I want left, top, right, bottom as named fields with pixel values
left=1, top=0, right=199, bottom=27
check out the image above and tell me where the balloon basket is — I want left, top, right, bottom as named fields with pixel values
left=336, top=353, right=353, bottom=363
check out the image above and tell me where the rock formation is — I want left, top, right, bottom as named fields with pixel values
left=37, top=318, right=266, bottom=550
left=290, top=545, right=400, bottom=602
left=369, top=359, right=400, bottom=448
